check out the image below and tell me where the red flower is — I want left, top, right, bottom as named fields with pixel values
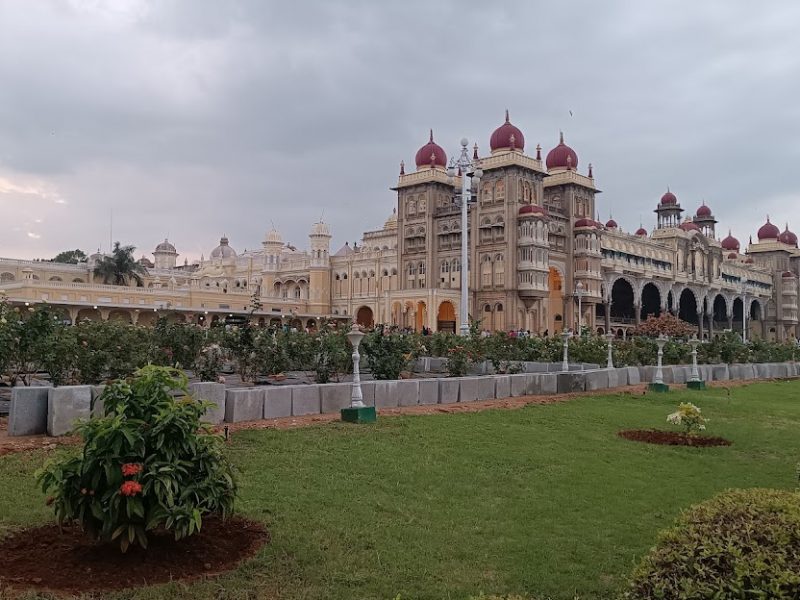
left=120, top=481, right=143, bottom=497
left=121, top=463, right=143, bottom=477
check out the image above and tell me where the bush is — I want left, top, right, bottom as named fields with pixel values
left=362, top=327, right=412, bottom=380
left=624, top=488, right=800, bottom=599
left=633, top=313, right=695, bottom=338
left=666, top=402, right=707, bottom=434
left=36, top=366, right=237, bottom=552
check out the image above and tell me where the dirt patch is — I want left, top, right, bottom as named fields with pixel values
left=618, top=429, right=732, bottom=447
left=0, top=515, right=268, bottom=595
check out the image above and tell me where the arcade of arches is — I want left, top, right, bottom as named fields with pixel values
left=596, top=277, right=765, bottom=339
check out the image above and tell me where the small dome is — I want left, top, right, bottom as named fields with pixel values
left=783, top=271, right=794, bottom=278
left=745, top=257, right=754, bottom=264
left=519, top=204, right=546, bottom=215
left=605, top=218, right=618, bottom=229
left=721, top=230, right=740, bottom=251
left=660, top=190, right=678, bottom=205
left=384, top=209, right=398, bottom=229
left=139, top=256, right=154, bottom=268
left=779, top=225, right=798, bottom=247
left=727, top=252, right=738, bottom=259
left=635, top=227, right=648, bottom=237
left=545, top=132, right=579, bottom=171
left=155, top=239, right=176, bottom=254
left=265, top=228, right=282, bottom=244
left=574, top=217, right=598, bottom=229
left=210, top=236, right=237, bottom=260
left=679, top=220, right=701, bottom=232
left=310, top=221, right=330, bottom=236
left=696, top=203, right=712, bottom=217
left=757, top=217, right=780, bottom=240
left=414, top=130, right=447, bottom=169
left=490, top=110, right=525, bottom=152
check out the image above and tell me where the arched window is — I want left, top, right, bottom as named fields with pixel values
left=495, top=180, right=505, bottom=202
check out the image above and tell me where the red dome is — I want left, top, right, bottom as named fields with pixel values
left=757, top=217, right=780, bottom=240
left=545, top=132, right=578, bottom=170
left=574, top=217, right=598, bottom=229
left=490, top=110, right=525, bottom=152
left=779, top=225, right=798, bottom=247
left=727, top=252, right=738, bottom=259
left=414, top=130, right=447, bottom=169
left=679, top=220, right=701, bottom=232
left=518, top=204, right=547, bottom=217
left=635, top=227, right=648, bottom=236
left=605, top=218, right=618, bottom=229
left=660, top=190, right=678, bottom=205
left=696, top=203, right=712, bottom=217
left=721, top=230, right=740, bottom=251
left=783, top=271, right=794, bottom=278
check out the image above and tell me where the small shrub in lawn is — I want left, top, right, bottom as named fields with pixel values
left=36, top=366, right=237, bottom=552
left=362, top=326, right=412, bottom=380
left=666, top=402, right=707, bottom=435
left=624, top=488, right=800, bottom=599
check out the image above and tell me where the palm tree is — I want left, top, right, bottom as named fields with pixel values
left=93, top=242, right=148, bottom=286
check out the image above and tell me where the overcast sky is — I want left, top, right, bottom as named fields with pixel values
left=1, top=0, right=799, bottom=262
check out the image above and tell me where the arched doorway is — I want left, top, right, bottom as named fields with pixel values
left=610, top=278, right=635, bottom=322
left=749, top=299, right=763, bottom=339
left=640, top=282, right=661, bottom=321
left=712, top=295, right=728, bottom=332
left=437, top=301, right=456, bottom=333
left=356, top=306, right=374, bottom=328
left=391, top=302, right=402, bottom=328
left=548, top=267, right=564, bottom=333
left=493, top=303, right=505, bottom=331
left=678, top=288, right=698, bottom=325
left=732, top=297, right=744, bottom=334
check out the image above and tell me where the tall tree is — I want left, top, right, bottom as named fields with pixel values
left=52, top=249, right=87, bottom=264
left=93, top=242, right=148, bottom=286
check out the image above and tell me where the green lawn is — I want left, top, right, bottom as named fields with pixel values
left=2, top=381, right=799, bottom=600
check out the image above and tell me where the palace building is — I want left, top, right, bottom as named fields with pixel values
left=1, top=112, right=798, bottom=340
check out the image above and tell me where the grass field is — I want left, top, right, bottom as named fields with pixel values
left=1, top=381, right=799, bottom=599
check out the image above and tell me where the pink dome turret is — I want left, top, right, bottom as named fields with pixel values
left=414, top=130, right=447, bottom=169
left=757, top=216, right=780, bottom=241
left=545, top=132, right=579, bottom=171
left=490, top=110, right=525, bottom=153
left=779, top=224, right=798, bottom=247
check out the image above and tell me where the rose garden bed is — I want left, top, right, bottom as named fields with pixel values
left=618, top=428, right=732, bottom=447
left=0, top=515, right=268, bottom=594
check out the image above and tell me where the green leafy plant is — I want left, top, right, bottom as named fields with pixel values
left=446, top=344, right=474, bottom=377
left=624, top=488, right=800, bottom=599
left=194, top=343, right=226, bottom=382
left=361, top=327, right=412, bottom=380
left=666, top=402, right=707, bottom=435
left=36, top=366, right=237, bottom=552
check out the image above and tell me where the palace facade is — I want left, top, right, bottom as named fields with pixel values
left=1, top=112, right=798, bottom=340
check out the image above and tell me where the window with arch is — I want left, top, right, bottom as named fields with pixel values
left=481, top=254, right=492, bottom=288
left=494, top=253, right=505, bottom=286
left=482, top=182, right=493, bottom=204
left=406, top=199, right=416, bottom=217
left=495, top=180, right=505, bottom=203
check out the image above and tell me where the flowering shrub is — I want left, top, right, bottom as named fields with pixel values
left=36, top=366, right=237, bottom=552
left=447, top=345, right=474, bottom=377
left=362, top=326, right=413, bottom=380
left=194, top=343, right=226, bottom=382
left=667, top=402, right=707, bottom=435
left=633, top=313, right=695, bottom=338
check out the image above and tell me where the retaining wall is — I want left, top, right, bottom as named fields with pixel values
left=10, top=360, right=799, bottom=436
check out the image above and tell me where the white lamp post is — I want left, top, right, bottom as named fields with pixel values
left=447, top=139, right=483, bottom=337
left=561, top=329, right=572, bottom=371
left=648, top=334, right=670, bottom=392
left=575, top=281, right=585, bottom=335
left=346, top=323, right=365, bottom=408
left=341, top=323, right=376, bottom=423
left=686, top=333, right=706, bottom=389
left=605, top=332, right=614, bottom=369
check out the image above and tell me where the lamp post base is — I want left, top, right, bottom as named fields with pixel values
left=341, top=406, right=377, bottom=424
left=686, top=380, right=706, bottom=390
left=647, top=382, right=670, bottom=393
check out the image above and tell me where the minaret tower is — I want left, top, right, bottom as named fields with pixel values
left=308, top=221, right=332, bottom=314
left=261, top=227, right=283, bottom=296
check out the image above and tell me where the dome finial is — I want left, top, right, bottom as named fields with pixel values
left=399, top=160, right=405, bottom=175
left=588, top=162, right=593, bottom=178
left=429, top=129, right=434, bottom=143
left=473, top=143, right=479, bottom=160
left=505, top=109, right=510, bottom=123
left=559, top=130, right=564, bottom=144
left=536, top=144, right=541, bottom=160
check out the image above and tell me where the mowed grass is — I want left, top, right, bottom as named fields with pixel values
left=1, top=381, right=799, bottom=600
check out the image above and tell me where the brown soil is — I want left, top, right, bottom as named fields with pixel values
left=0, top=515, right=268, bottom=595
left=618, top=429, right=732, bottom=447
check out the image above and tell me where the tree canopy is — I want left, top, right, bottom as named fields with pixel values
left=93, top=242, right=148, bottom=286
left=52, top=249, right=87, bottom=264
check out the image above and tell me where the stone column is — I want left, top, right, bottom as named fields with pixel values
left=697, top=310, right=703, bottom=339
left=604, top=301, right=611, bottom=334
left=634, top=303, right=641, bottom=326
left=99, top=308, right=110, bottom=321
left=728, top=312, right=733, bottom=331
left=707, top=311, right=713, bottom=339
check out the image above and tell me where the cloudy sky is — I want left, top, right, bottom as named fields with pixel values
left=1, top=0, right=799, bottom=262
